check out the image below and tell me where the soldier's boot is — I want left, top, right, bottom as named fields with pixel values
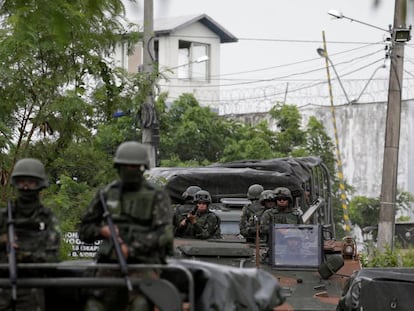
left=130, top=294, right=152, bottom=311
left=84, top=298, right=106, bottom=311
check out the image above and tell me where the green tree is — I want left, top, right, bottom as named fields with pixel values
left=349, top=191, right=414, bottom=230
left=269, top=103, right=306, bottom=156
left=221, top=120, right=277, bottom=162
left=0, top=0, right=150, bottom=199
left=160, top=94, right=231, bottom=164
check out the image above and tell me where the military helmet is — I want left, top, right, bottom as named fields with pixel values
left=113, top=141, right=149, bottom=169
left=194, top=190, right=212, bottom=204
left=247, top=184, right=264, bottom=200
left=182, top=186, right=202, bottom=201
left=259, top=190, right=276, bottom=204
left=11, top=158, right=48, bottom=189
left=274, top=187, right=293, bottom=202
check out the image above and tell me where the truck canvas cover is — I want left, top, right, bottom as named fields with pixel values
left=148, top=166, right=303, bottom=203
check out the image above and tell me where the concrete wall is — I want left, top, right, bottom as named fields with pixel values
left=225, top=99, right=414, bottom=199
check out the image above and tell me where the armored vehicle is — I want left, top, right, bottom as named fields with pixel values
left=148, top=156, right=362, bottom=311
left=337, top=268, right=414, bottom=311
left=0, top=259, right=283, bottom=311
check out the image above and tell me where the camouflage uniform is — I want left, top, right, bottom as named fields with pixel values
left=173, top=186, right=201, bottom=236
left=239, top=184, right=265, bottom=241
left=79, top=179, right=173, bottom=264
left=175, top=190, right=221, bottom=239
left=78, top=141, right=173, bottom=311
left=0, top=158, right=60, bottom=311
left=260, top=187, right=300, bottom=240
left=239, top=201, right=264, bottom=241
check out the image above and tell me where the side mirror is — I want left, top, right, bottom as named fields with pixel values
left=318, top=255, right=344, bottom=279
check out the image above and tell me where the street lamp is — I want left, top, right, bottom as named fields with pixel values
left=316, top=47, right=351, bottom=104
left=328, top=9, right=411, bottom=43
left=163, top=55, right=209, bottom=73
left=328, top=9, right=390, bottom=33
left=329, top=2, right=410, bottom=251
left=317, top=33, right=352, bottom=234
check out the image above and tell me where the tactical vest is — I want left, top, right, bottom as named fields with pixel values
left=104, top=181, right=156, bottom=226
left=97, top=181, right=162, bottom=262
left=268, top=208, right=299, bottom=225
left=12, top=206, right=56, bottom=261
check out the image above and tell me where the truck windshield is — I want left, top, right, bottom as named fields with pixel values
left=270, top=224, right=322, bottom=269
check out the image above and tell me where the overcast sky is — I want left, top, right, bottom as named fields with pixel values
left=125, top=0, right=414, bottom=106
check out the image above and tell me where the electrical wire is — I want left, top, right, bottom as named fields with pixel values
left=168, top=34, right=386, bottom=45
left=163, top=58, right=387, bottom=104
left=214, top=42, right=384, bottom=78
left=160, top=49, right=386, bottom=88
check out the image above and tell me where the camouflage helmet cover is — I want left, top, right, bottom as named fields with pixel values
left=274, top=187, right=293, bottom=202
left=11, top=158, right=48, bottom=189
left=113, top=141, right=149, bottom=168
left=194, top=190, right=212, bottom=204
left=247, top=184, right=264, bottom=200
left=259, top=190, right=276, bottom=204
left=182, top=185, right=202, bottom=201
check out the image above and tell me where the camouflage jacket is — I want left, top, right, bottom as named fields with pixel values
left=173, top=203, right=196, bottom=233
left=0, top=202, right=60, bottom=263
left=78, top=180, right=173, bottom=264
left=175, top=210, right=221, bottom=239
left=239, top=200, right=265, bottom=238
left=260, top=207, right=300, bottom=235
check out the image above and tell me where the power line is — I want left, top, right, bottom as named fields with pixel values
left=168, top=34, right=389, bottom=45
left=160, top=49, right=386, bottom=88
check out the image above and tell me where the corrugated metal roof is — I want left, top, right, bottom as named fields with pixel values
left=154, top=14, right=238, bottom=43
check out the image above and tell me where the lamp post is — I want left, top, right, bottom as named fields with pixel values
left=316, top=47, right=351, bottom=105
left=317, top=32, right=351, bottom=235
left=329, top=0, right=410, bottom=251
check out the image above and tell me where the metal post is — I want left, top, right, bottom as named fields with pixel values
left=377, top=0, right=406, bottom=252
left=141, top=0, right=157, bottom=168
left=320, top=31, right=351, bottom=235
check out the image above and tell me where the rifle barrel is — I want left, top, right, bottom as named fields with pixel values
left=7, top=200, right=17, bottom=308
left=99, top=190, right=133, bottom=291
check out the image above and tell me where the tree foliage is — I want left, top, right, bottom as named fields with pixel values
left=350, top=191, right=414, bottom=230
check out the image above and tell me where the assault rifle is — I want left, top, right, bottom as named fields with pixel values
left=7, top=200, right=17, bottom=311
left=99, top=190, right=133, bottom=291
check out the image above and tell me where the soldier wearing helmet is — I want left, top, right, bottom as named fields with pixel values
left=260, top=187, right=300, bottom=241
left=0, top=158, right=60, bottom=311
left=239, top=185, right=267, bottom=242
left=79, top=141, right=173, bottom=311
left=175, top=190, right=221, bottom=239
left=173, top=186, right=201, bottom=235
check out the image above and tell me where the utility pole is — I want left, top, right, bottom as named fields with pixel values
left=377, top=0, right=407, bottom=252
left=141, top=0, right=158, bottom=168
left=319, top=31, right=352, bottom=235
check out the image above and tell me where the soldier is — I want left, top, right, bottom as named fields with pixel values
left=0, top=158, right=60, bottom=311
left=260, top=187, right=300, bottom=241
left=239, top=184, right=264, bottom=242
left=173, top=185, right=201, bottom=236
left=78, top=141, right=173, bottom=311
left=175, top=190, right=221, bottom=239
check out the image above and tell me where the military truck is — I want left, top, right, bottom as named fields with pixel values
left=149, top=156, right=362, bottom=311
left=0, top=259, right=283, bottom=310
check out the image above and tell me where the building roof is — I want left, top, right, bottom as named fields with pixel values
left=154, top=14, right=238, bottom=43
